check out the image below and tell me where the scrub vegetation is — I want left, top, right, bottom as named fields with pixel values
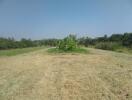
left=0, top=32, right=132, bottom=54
left=48, top=35, right=88, bottom=54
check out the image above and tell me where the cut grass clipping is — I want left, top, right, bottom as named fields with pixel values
left=47, top=47, right=88, bottom=54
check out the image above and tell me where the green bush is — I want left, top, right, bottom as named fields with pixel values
left=58, top=35, right=77, bottom=51
left=95, top=42, right=120, bottom=51
left=48, top=35, right=88, bottom=54
left=48, top=47, right=88, bottom=54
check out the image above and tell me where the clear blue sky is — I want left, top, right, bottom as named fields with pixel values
left=0, top=0, right=132, bottom=40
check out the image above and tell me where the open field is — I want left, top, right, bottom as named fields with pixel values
left=0, top=48, right=132, bottom=100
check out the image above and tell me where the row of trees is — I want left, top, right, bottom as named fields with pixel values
left=0, top=38, right=35, bottom=49
left=0, top=32, right=132, bottom=50
left=78, top=33, right=132, bottom=48
left=0, top=37, right=59, bottom=50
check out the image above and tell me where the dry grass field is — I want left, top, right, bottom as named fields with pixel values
left=0, top=48, right=132, bottom=100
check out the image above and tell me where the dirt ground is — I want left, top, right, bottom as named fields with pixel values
left=0, top=48, right=132, bottom=100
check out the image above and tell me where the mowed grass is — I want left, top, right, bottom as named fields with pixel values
left=0, top=48, right=132, bottom=100
left=0, top=47, right=44, bottom=56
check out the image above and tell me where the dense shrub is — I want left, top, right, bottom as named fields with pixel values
left=78, top=37, right=95, bottom=47
left=122, top=33, right=132, bottom=48
left=95, top=42, right=120, bottom=51
left=58, top=35, right=77, bottom=51
left=109, top=34, right=123, bottom=42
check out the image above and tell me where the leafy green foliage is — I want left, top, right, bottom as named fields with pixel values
left=109, top=34, right=123, bottom=42
left=0, top=37, right=59, bottom=50
left=48, top=35, right=88, bottom=54
left=0, top=38, right=36, bottom=50
left=122, top=33, right=132, bottom=48
left=58, top=35, right=77, bottom=51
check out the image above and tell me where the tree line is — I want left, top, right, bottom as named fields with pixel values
left=0, top=32, right=132, bottom=50
left=78, top=32, right=132, bottom=48
left=0, top=38, right=59, bottom=50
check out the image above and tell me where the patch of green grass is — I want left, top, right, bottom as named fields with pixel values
left=47, top=47, right=88, bottom=54
left=115, top=47, right=132, bottom=54
left=0, top=47, right=44, bottom=56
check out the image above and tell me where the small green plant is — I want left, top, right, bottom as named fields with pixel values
left=58, top=35, right=77, bottom=51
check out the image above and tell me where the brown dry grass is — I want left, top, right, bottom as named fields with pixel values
left=0, top=48, right=132, bottom=100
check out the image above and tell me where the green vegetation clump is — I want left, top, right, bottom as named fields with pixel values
left=95, top=42, right=121, bottom=51
left=58, top=35, right=77, bottom=51
left=48, top=35, right=88, bottom=54
left=0, top=37, right=59, bottom=50
left=122, top=33, right=132, bottom=48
